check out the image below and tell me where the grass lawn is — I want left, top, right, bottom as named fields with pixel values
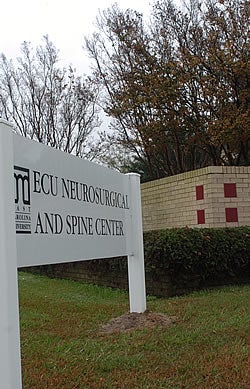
left=19, top=271, right=249, bottom=389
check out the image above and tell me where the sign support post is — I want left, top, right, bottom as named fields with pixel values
left=0, top=120, right=22, bottom=389
left=126, top=173, right=146, bottom=313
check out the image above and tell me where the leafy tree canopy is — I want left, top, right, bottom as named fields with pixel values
left=86, top=0, right=249, bottom=179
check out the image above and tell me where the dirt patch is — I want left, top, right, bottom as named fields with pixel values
left=99, top=310, right=177, bottom=334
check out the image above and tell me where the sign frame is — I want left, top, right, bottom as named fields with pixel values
left=0, top=119, right=146, bottom=389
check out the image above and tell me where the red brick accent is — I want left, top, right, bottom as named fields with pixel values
left=224, top=183, right=237, bottom=198
left=196, top=185, right=204, bottom=200
left=197, top=209, right=205, bottom=224
left=225, top=208, right=238, bottom=222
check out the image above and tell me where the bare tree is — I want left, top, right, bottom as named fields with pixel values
left=0, top=36, right=101, bottom=159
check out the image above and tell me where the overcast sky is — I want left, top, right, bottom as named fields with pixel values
left=1, top=0, right=151, bottom=74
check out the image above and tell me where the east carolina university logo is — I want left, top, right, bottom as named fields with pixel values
left=14, top=166, right=30, bottom=205
left=14, top=166, right=31, bottom=234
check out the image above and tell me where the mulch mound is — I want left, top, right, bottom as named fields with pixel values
left=99, top=311, right=176, bottom=334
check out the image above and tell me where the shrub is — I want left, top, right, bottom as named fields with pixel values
left=144, top=227, right=250, bottom=283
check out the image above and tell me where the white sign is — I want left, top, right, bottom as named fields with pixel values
left=14, top=134, right=131, bottom=266
left=0, top=119, right=146, bottom=389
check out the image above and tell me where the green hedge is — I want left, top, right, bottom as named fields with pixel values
left=144, top=227, right=250, bottom=283
left=26, top=227, right=249, bottom=297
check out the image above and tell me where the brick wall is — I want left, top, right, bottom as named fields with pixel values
left=141, top=166, right=250, bottom=230
left=29, top=257, right=129, bottom=291
left=25, top=251, right=249, bottom=298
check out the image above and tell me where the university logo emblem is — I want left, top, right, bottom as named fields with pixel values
left=14, top=166, right=31, bottom=234
left=14, top=166, right=30, bottom=205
